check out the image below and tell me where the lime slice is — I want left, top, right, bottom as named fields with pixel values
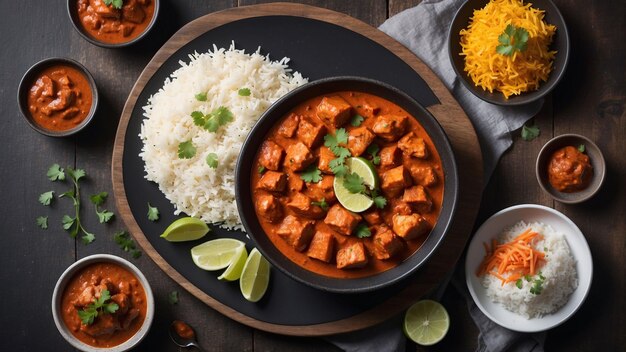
left=239, top=248, right=271, bottom=302
left=403, top=300, right=450, bottom=346
left=191, top=238, right=246, bottom=271
left=160, top=217, right=210, bottom=242
left=334, top=157, right=379, bottom=212
left=217, top=245, right=248, bottom=281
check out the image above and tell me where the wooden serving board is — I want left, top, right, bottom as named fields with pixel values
left=112, top=3, right=483, bottom=336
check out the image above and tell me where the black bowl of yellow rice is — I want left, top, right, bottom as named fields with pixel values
left=448, top=0, right=569, bottom=105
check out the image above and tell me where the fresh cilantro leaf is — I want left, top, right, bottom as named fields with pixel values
left=516, top=279, right=523, bottom=289
left=354, top=223, right=371, bottom=238
left=373, top=195, right=387, bottom=209
left=113, top=230, right=142, bottom=259
left=195, top=92, right=207, bottom=101
left=366, top=144, right=381, bottom=165
left=323, top=128, right=349, bottom=152
left=82, top=231, right=96, bottom=244
left=335, top=147, right=351, bottom=159
left=310, top=198, right=329, bottom=211
left=578, top=144, right=586, bottom=153
left=496, top=24, right=529, bottom=56
left=178, top=140, right=196, bottom=159
left=329, top=158, right=348, bottom=176
left=524, top=275, right=532, bottom=282
left=343, top=172, right=366, bottom=194
left=60, top=189, right=75, bottom=199
left=47, top=164, right=65, bottom=181
left=238, top=88, right=251, bottom=96
left=131, top=249, right=142, bottom=259
left=300, top=165, right=322, bottom=183
left=96, top=209, right=114, bottom=224
left=521, top=123, right=540, bottom=141
left=204, top=106, right=234, bottom=133
left=191, top=111, right=206, bottom=126
left=77, top=289, right=119, bottom=325
left=36, top=216, right=48, bottom=229
left=89, top=192, right=108, bottom=206
left=77, top=308, right=97, bottom=326
left=258, top=166, right=266, bottom=174
left=530, top=274, right=545, bottom=295
left=335, top=128, right=349, bottom=145
left=39, top=191, right=54, bottom=206
left=147, top=203, right=159, bottom=221
left=67, top=168, right=86, bottom=183
left=62, top=215, right=76, bottom=231
left=104, top=0, right=123, bottom=9
left=168, top=290, right=179, bottom=305
left=206, top=153, right=218, bottom=168
left=350, top=114, right=364, bottom=127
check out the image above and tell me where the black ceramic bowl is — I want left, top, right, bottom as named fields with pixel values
left=67, top=0, right=160, bottom=48
left=17, top=57, right=98, bottom=137
left=235, top=77, right=459, bottom=294
left=536, top=134, right=606, bottom=204
left=448, top=0, right=569, bottom=106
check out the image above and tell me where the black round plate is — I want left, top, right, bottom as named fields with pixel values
left=123, top=16, right=442, bottom=325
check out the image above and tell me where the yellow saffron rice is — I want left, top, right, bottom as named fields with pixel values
left=459, top=0, right=557, bottom=98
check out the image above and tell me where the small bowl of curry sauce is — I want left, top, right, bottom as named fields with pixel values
left=18, top=57, right=98, bottom=137
left=536, top=134, right=606, bottom=204
left=52, top=254, right=154, bottom=352
left=67, top=0, right=159, bottom=48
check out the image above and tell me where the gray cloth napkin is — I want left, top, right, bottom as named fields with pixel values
left=327, top=0, right=546, bottom=351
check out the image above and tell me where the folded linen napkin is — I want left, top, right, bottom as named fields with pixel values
left=327, top=1, right=546, bottom=351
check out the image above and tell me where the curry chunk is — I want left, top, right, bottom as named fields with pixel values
left=380, top=165, right=412, bottom=198
left=324, top=204, right=362, bottom=236
left=372, top=114, right=408, bottom=142
left=392, top=213, right=430, bottom=240
left=371, top=225, right=404, bottom=260
left=287, top=172, right=305, bottom=192
left=122, top=0, right=146, bottom=24
left=259, top=140, right=284, bottom=171
left=359, top=102, right=380, bottom=118
left=362, top=209, right=383, bottom=226
left=278, top=113, right=300, bottom=138
left=276, top=215, right=316, bottom=252
left=316, top=96, right=352, bottom=127
left=256, top=171, right=287, bottom=193
left=307, top=230, right=335, bottom=263
left=347, top=127, right=375, bottom=157
left=318, top=146, right=336, bottom=174
left=287, top=192, right=326, bottom=220
left=336, top=242, right=368, bottom=269
left=380, top=145, right=402, bottom=169
left=297, top=117, right=327, bottom=149
left=408, top=164, right=438, bottom=187
left=255, top=193, right=283, bottom=223
left=306, top=175, right=337, bottom=204
left=284, top=142, right=315, bottom=171
left=398, top=132, right=429, bottom=159
left=403, top=185, right=433, bottom=213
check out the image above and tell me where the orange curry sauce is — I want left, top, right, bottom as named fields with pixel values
left=251, top=91, right=444, bottom=279
left=61, top=262, right=147, bottom=348
left=77, top=0, right=155, bottom=44
left=27, top=65, right=92, bottom=132
left=548, top=146, right=593, bottom=192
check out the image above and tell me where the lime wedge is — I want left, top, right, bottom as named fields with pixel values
left=217, top=245, right=248, bottom=281
left=239, top=248, right=271, bottom=302
left=403, top=300, right=450, bottom=346
left=160, top=217, right=210, bottom=242
left=191, top=238, right=246, bottom=271
left=334, top=157, right=379, bottom=212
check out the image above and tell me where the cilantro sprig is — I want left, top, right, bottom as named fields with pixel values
left=56, top=167, right=95, bottom=244
left=114, top=230, right=142, bottom=259
left=324, top=129, right=351, bottom=176
left=354, top=223, right=371, bottom=238
left=311, top=198, right=329, bottom=211
left=39, top=191, right=54, bottom=206
left=36, top=216, right=48, bottom=229
left=496, top=24, right=529, bottom=56
left=147, top=203, right=159, bottom=222
left=366, top=144, right=381, bottom=165
left=90, top=192, right=114, bottom=224
left=300, top=165, right=322, bottom=183
left=190, top=106, right=234, bottom=133
left=77, top=289, right=119, bottom=325
left=350, top=114, right=364, bottom=127
left=521, top=122, right=540, bottom=141
left=178, top=140, right=196, bottom=159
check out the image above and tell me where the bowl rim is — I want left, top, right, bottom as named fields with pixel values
left=66, top=0, right=160, bottom=48
left=235, top=75, right=459, bottom=294
left=51, top=254, right=155, bottom=352
left=17, top=57, right=99, bottom=137
left=447, top=0, right=570, bottom=106
left=535, top=133, right=606, bottom=204
left=465, top=204, right=593, bottom=332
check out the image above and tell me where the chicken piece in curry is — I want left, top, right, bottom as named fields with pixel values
left=251, top=91, right=444, bottom=279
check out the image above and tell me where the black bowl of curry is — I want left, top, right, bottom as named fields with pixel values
left=67, top=0, right=159, bottom=48
left=52, top=254, right=154, bottom=351
left=18, top=57, right=98, bottom=137
left=236, top=77, right=459, bottom=293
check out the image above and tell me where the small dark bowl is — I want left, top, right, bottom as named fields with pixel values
left=448, top=0, right=570, bottom=106
left=17, top=57, right=98, bottom=137
left=67, top=0, right=160, bottom=48
left=235, top=77, right=459, bottom=294
left=536, top=134, right=606, bottom=204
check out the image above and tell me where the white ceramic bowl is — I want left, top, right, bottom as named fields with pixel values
left=51, top=254, right=155, bottom=351
left=465, top=204, right=592, bottom=332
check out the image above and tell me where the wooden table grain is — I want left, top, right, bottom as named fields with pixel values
left=1, top=1, right=623, bottom=351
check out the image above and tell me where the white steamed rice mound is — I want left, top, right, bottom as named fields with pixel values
left=139, top=43, right=307, bottom=230
left=482, top=221, right=578, bottom=319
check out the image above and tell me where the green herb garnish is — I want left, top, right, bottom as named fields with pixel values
left=258, top=166, right=266, bottom=174
left=168, top=290, right=179, bottom=305
left=354, top=223, right=371, bottom=238
left=238, top=88, right=251, bottom=96
left=90, top=192, right=114, bottom=224
left=516, top=279, right=523, bottom=289
left=343, top=172, right=367, bottom=194
left=311, top=198, right=329, bottom=211
left=300, top=165, right=322, bottom=183
left=521, top=123, right=540, bottom=141
left=190, top=106, right=234, bottom=133
left=324, top=129, right=351, bottom=176
left=195, top=92, right=207, bottom=101
left=496, top=24, right=529, bottom=56
left=113, top=230, right=141, bottom=259
left=350, top=114, right=364, bottom=127
left=36, top=216, right=48, bottom=229
left=47, top=164, right=65, bottom=181
left=77, top=289, right=119, bottom=325
left=366, top=144, right=381, bottom=165
left=578, top=144, right=586, bottom=153
left=530, top=273, right=545, bottom=295
left=58, top=168, right=95, bottom=244
left=39, top=191, right=54, bottom=206
left=147, top=203, right=159, bottom=222
left=177, top=140, right=196, bottom=159
left=371, top=189, right=387, bottom=209
left=206, top=153, right=218, bottom=168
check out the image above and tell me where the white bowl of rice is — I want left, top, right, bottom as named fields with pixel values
left=465, top=204, right=592, bottom=332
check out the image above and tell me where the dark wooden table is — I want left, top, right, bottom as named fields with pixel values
left=1, top=1, right=623, bottom=351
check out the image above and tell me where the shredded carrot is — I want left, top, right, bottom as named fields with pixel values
left=476, top=228, right=546, bottom=284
